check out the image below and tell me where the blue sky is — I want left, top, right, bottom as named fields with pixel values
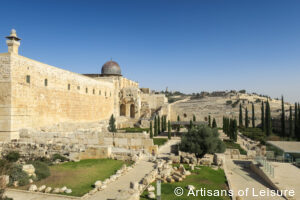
left=0, top=0, right=299, bottom=103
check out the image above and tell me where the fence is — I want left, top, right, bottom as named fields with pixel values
left=255, top=156, right=274, bottom=178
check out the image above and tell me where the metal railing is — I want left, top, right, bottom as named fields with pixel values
left=255, top=156, right=274, bottom=178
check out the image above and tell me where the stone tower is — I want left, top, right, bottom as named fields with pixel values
left=6, top=29, right=21, bottom=54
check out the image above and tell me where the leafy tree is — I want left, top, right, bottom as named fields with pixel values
left=150, top=121, right=153, bottom=138
left=193, top=115, right=196, bottom=122
left=281, top=96, right=286, bottom=137
left=179, top=125, right=225, bottom=158
left=245, top=107, right=249, bottom=128
left=4, top=151, right=20, bottom=162
left=289, top=106, right=293, bottom=137
left=252, top=103, right=255, bottom=128
left=212, top=118, right=217, bottom=128
left=208, top=115, right=211, bottom=127
left=108, top=114, right=116, bottom=132
left=261, top=101, right=265, bottom=131
left=168, top=120, right=171, bottom=139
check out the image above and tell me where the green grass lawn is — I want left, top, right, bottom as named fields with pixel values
left=153, top=138, right=168, bottom=146
left=223, top=140, right=247, bottom=155
left=30, top=159, right=132, bottom=197
left=140, top=165, right=230, bottom=200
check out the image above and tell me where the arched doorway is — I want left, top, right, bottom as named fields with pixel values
left=130, top=104, right=135, bottom=118
left=120, top=104, right=126, bottom=116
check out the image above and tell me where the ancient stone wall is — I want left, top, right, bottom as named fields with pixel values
left=5, top=54, right=116, bottom=140
left=0, top=53, right=12, bottom=141
left=0, top=122, right=156, bottom=160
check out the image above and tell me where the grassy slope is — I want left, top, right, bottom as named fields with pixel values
left=153, top=138, right=168, bottom=146
left=32, top=159, right=130, bottom=197
left=141, top=165, right=230, bottom=200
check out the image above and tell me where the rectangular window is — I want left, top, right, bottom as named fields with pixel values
left=44, top=79, right=48, bottom=86
left=99, top=90, right=101, bottom=95
left=86, top=88, right=88, bottom=93
left=68, top=84, right=71, bottom=90
left=105, top=91, right=107, bottom=97
left=93, top=89, right=95, bottom=94
left=77, top=86, right=80, bottom=90
left=26, top=75, right=30, bottom=83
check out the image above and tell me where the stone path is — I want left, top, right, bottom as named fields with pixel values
left=5, top=138, right=179, bottom=200
left=88, top=138, right=180, bottom=200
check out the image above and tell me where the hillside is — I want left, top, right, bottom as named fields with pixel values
left=169, top=91, right=291, bottom=127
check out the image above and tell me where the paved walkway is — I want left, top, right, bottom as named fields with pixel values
left=270, top=161, right=300, bottom=199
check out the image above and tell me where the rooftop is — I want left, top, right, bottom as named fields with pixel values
left=267, top=141, right=300, bottom=154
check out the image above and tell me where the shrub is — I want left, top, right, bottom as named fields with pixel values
left=180, top=125, right=225, bottom=158
left=9, top=164, right=29, bottom=186
left=52, top=154, right=69, bottom=162
left=226, top=100, right=232, bottom=105
left=29, top=161, right=50, bottom=181
left=4, top=151, right=20, bottom=162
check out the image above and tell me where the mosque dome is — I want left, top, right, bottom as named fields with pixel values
left=101, top=60, right=122, bottom=76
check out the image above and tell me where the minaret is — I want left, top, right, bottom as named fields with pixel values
left=6, top=29, right=21, bottom=54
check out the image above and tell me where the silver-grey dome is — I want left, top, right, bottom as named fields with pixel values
left=101, top=61, right=122, bottom=76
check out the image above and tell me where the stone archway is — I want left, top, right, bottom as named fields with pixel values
left=120, top=104, right=126, bottom=116
left=130, top=104, right=135, bottom=118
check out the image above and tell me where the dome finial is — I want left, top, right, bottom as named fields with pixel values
left=10, top=29, right=17, bottom=37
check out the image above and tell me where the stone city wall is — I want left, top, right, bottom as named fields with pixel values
left=2, top=54, right=116, bottom=141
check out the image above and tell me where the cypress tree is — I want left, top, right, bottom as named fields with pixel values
left=212, top=118, right=217, bottom=128
left=108, top=114, right=116, bottom=132
left=189, top=120, right=193, bottom=131
left=266, top=100, right=272, bottom=136
left=228, top=119, right=234, bottom=140
left=208, top=115, right=211, bottom=127
left=222, top=117, right=225, bottom=133
left=252, top=103, right=255, bottom=128
left=154, top=116, right=158, bottom=136
left=294, top=103, right=298, bottom=139
left=158, top=115, right=161, bottom=134
left=177, top=115, right=180, bottom=132
left=281, top=96, right=286, bottom=137
left=161, top=116, right=165, bottom=132
left=233, top=119, right=238, bottom=142
left=289, top=106, right=293, bottom=138
left=193, top=115, right=196, bottom=122
left=168, top=120, right=171, bottom=139
left=164, top=116, right=167, bottom=132
left=239, top=104, right=243, bottom=127
left=261, top=101, right=265, bottom=132
left=150, top=121, right=153, bottom=138
left=298, top=103, right=300, bottom=140
left=245, top=107, right=249, bottom=128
